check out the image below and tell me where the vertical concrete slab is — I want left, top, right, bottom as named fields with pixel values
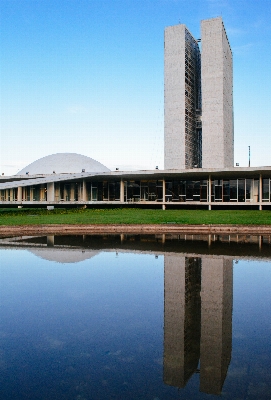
left=70, top=184, right=75, bottom=201
left=164, top=25, right=186, bottom=169
left=81, top=180, right=87, bottom=201
left=47, top=182, right=55, bottom=202
left=201, top=17, right=234, bottom=168
left=17, top=186, right=22, bottom=201
left=259, top=174, right=262, bottom=210
left=120, top=179, right=124, bottom=202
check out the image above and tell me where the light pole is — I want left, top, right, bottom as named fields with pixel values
left=248, top=146, right=250, bottom=167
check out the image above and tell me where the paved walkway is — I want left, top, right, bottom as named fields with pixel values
left=0, top=224, right=271, bottom=235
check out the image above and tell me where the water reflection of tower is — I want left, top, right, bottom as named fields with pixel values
left=163, top=255, right=201, bottom=387
left=163, top=254, right=233, bottom=395
left=200, top=257, right=233, bottom=395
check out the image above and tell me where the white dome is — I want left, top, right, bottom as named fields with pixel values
left=17, top=153, right=110, bottom=175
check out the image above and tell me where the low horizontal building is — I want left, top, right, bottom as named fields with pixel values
left=0, top=153, right=270, bottom=210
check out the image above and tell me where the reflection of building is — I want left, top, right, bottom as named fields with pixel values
left=164, top=256, right=201, bottom=387
left=200, top=257, right=233, bottom=394
left=30, top=236, right=100, bottom=263
left=164, top=254, right=233, bottom=395
left=29, top=248, right=99, bottom=264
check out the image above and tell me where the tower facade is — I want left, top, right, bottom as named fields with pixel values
left=201, top=18, right=233, bottom=168
left=164, top=17, right=233, bottom=169
left=164, top=25, right=201, bottom=169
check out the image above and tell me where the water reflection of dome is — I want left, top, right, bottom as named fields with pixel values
left=28, top=249, right=100, bottom=264
left=17, top=153, right=110, bottom=175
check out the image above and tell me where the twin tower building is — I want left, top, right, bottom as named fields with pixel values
left=164, top=17, right=234, bottom=170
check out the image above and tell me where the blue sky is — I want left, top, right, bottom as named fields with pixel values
left=1, top=0, right=270, bottom=174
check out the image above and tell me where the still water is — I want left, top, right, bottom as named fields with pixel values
left=0, top=234, right=270, bottom=400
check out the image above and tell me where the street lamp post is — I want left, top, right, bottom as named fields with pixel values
left=248, top=146, right=250, bottom=168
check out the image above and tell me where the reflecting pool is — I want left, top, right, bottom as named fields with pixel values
left=0, top=234, right=270, bottom=399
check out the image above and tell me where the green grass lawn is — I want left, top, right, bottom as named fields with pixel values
left=0, top=207, right=271, bottom=225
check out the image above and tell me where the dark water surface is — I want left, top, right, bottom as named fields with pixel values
left=0, top=234, right=270, bottom=399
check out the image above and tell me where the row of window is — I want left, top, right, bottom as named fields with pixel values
left=1, top=179, right=271, bottom=202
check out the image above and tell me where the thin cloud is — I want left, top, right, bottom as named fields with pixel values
left=206, top=0, right=230, bottom=13
left=226, top=27, right=247, bottom=37
left=232, top=42, right=254, bottom=56
left=1, top=164, right=19, bottom=168
left=250, top=17, right=271, bottom=33
left=205, top=0, right=240, bottom=26
left=67, top=105, right=88, bottom=115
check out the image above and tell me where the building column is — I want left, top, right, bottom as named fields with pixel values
left=30, top=187, right=34, bottom=201
left=17, top=186, right=23, bottom=208
left=47, top=182, right=55, bottom=202
left=259, top=174, right=262, bottom=210
left=120, top=179, right=124, bottom=202
left=81, top=180, right=87, bottom=201
left=70, top=183, right=75, bottom=201
left=17, top=186, right=22, bottom=201
left=162, top=179, right=166, bottom=210
left=208, top=175, right=212, bottom=210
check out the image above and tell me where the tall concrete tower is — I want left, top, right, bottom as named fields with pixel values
left=201, top=17, right=234, bottom=168
left=164, top=25, right=202, bottom=170
left=164, top=17, right=233, bottom=169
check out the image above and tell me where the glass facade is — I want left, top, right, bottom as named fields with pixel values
left=211, top=179, right=259, bottom=203
left=184, top=29, right=202, bottom=168
left=123, top=180, right=163, bottom=202
left=165, top=180, right=207, bottom=202
left=20, top=185, right=47, bottom=201
left=263, top=178, right=271, bottom=201
left=0, top=177, right=270, bottom=205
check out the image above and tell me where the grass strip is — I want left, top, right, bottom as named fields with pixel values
left=0, top=208, right=271, bottom=226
